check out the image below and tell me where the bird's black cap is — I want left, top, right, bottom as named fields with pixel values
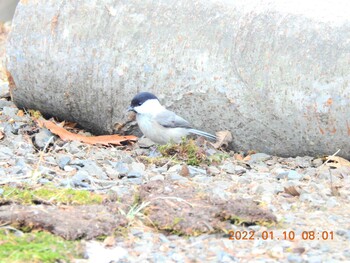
left=130, top=92, right=159, bottom=108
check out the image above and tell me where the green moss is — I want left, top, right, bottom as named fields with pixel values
left=207, top=152, right=230, bottom=164
left=172, top=217, right=184, bottom=226
left=157, top=138, right=207, bottom=166
left=0, top=229, right=83, bottom=263
left=1, top=185, right=104, bottom=205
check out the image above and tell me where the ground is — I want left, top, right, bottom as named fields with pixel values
left=1, top=22, right=350, bottom=263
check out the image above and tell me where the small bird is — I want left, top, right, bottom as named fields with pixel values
left=128, top=92, right=216, bottom=144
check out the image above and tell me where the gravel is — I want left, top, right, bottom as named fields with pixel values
left=0, top=97, right=349, bottom=262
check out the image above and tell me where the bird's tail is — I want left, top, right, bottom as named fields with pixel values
left=188, top=129, right=216, bottom=141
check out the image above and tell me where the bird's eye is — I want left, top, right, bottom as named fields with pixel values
left=138, top=102, right=142, bottom=106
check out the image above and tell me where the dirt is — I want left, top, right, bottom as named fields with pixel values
left=139, top=180, right=276, bottom=235
left=0, top=180, right=276, bottom=240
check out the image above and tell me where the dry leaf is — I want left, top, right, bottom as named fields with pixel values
left=62, top=121, right=78, bottom=129
left=103, top=236, right=116, bottom=247
left=0, top=131, right=4, bottom=140
left=291, top=247, right=306, bottom=254
left=212, top=130, right=232, bottom=149
left=37, top=118, right=137, bottom=146
left=17, top=110, right=25, bottom=117
left=325, top=156, right=350, bottom=168
left=180, top=165, right=190, bottom=177
left=234, top=153, right=244, bottom=161
left=331, top=185, right=341, bottom=196
left=284, top=186, right=300, bottom=196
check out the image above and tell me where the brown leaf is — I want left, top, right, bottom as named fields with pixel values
left=212, top=130, right=232, bottom=149
left=17, top=110, right=25, bottom=117
left=103, top=236, right=116, bottom=247
left=37, top=118, right=137, bottom=146
left=284, top=186, right=300, bottom=196
left=62, top=121, right=78, bottom=129
left=325, top=156, right=350, bottom=168
left=291, top=247, right=306, bottom=254
left=0, top=131, right=4, bottom=140
left=180, top=165, right=190, bottom=177
left=331, top=185, right=341, bottom=196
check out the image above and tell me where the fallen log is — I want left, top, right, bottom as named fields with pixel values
left=6, top=0, right=350, bottom=157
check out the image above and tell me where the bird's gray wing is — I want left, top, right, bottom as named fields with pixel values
left=155, top=109, right=192, bottom=128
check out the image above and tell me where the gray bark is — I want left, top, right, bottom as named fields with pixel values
left=6, top=0, right=350, bottom=157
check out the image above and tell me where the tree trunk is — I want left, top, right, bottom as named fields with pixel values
left=6, top=0, right=350, bottom=158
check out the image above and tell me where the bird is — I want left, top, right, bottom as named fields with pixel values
left=128, top=92, right=216, bottom=144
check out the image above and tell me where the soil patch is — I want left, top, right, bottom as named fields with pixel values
left=139, top=180, right=277, bottom=235
left=0, top=204, right=128, bottom=240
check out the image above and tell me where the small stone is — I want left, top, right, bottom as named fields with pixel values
left=2, top=106, right=18, bottom=118
left=34, top=128, right=54, bottom=149
left=275, top=168, right=288, bottom=178
left=73, top=160, right=107, bottom=179
left=343, top=249, right=350, bottom=258
left=326, top=197, right=339, bottom=208
left=127, top=178, right=143, bottom=184
left=127, top=171, right=142, bottom=178
left=208, top=166, right=220, bottom=175
left=287, top=254, right=303, bottom=263
left=58, top=155, right=71, bottom=169
left=66, top=140, right=83, bottom=154
left=64, top=165, right=76, bottom=172
left=138, top=137, right=155, bottom=148
left=307, top=255, right=323, bottom=263
left=0, top=100, right=13, bottom=109
left=221, top=162, right=235, bottom=174
left=312, top=158, right=323, bottom=167
left=192, top=175, right=212, bottom=183
left=249, top=153, right=271, bottom=162
left=114, top=161, right=129, bottom=175
left=168, top=174, right=188, bottom=181
left=270, top=246, right=284, bottom=259
left=167, top=164, right=182, bottom=173
left=130, top=162, right=145, bottom=175
left=0, top=146, right=13, bottom=158
left=71, top=170, right=91, bottom=188
left=187, top=165, right=206, bottom=176
left=287, top=170, right=303, bottom=180
left=211, top=187, right=230, bottom=201
left=150, top=174, right=164, bottom=181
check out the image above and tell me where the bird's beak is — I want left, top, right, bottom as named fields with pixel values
left=127, top=106, right=136, bottom=112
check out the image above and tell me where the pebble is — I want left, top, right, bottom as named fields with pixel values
left=208, top=166, right=220, bottom=175
left=127, top=171, right=142, bottom=178
left=2, top=106, right=18, bottom=118
left=34, top=129, right=54, bottom=149
left=72, top=160, right=107, bottom=179
left=0, top=146, right=14, bottom=158
left=0, top=100, right=13, bottom=109
left=287, top=254, right=304, bottom=263
left=63, top=165, right=76, bottom=172
left=71, top=170, right=91, bottom=188
left=287, top=170, right=303, bottom=180
left=168, top=174, right=188, bottom=181
left=57, top=155, right=71, bottom=169
left=221, top=162, right=236, bottom=174
left=149, top=174, right=164, bottom=181
left=114, top=161, right=129, bottom=176
left=249, top=153, right=271, bottom=162
left=130, top=162, right=145, bottom=175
